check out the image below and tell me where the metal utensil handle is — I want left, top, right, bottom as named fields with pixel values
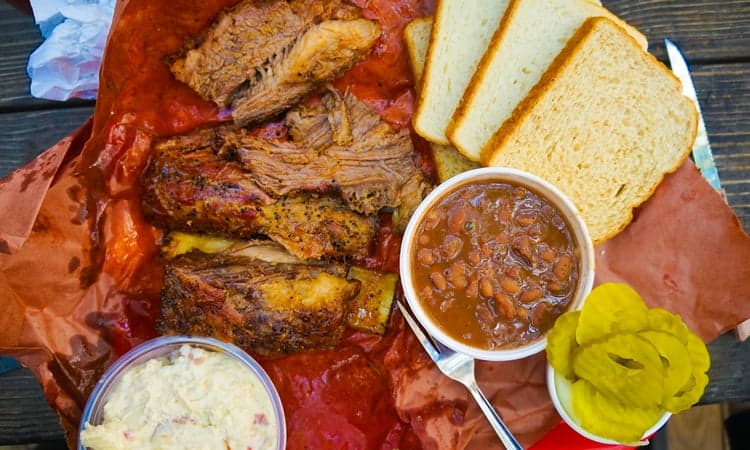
left=467, top=381, right=523, bottom=450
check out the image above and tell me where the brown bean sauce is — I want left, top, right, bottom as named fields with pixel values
left=412, top=181, right=580, bottom=350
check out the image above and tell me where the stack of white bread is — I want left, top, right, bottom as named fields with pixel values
left=407, top=0, right=698, bottom=244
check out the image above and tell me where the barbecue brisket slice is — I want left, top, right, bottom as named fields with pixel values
left=225, top=90, right=432, bottom=227
left=170, top=0, right=380, bottom=126
left=158, top=252, right=359, bottom=354
left=141, top=132, right=377, bottom=259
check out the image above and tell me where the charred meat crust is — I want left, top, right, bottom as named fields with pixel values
left=141, top=137, right=377, bottom=260
left=157, top=252, right=361, bottom=354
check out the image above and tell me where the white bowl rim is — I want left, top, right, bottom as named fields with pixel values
left=399, top=167, right=596, bottom=361
left=546, top=364, right=671, bottom=445
left=78, top=335, right=286, bottom=450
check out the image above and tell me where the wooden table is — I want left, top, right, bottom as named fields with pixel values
left=0, top=0, right=749, bottom=447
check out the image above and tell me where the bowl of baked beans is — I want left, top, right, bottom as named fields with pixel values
left=399, top=167, right=595, bottom=361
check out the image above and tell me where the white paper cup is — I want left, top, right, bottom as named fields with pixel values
left=400, top=167, right=595, bottom=361
left=547, top=364, right=671, bottom=446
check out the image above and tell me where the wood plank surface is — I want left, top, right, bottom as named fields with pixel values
left=0, top=2, right=93, bottom=112
left=667, top=404, right=729, bottom=450
left=0, top=2, right=49, bottom=111
left=0, top=369, right=64, bottom=445
left=605, top=0, right=750, bottom=62
left=704, top=333, right=750, bottom=403
left=693, top=62, right=750, bottom=230
left=0, top=108, right=93, bottom=180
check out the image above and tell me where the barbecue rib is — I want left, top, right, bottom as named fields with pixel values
left=170, top=0, right=380, bottom=125
left=141, top=135, right=377, bottom=259
left=158, top=252, right=360, bottom=354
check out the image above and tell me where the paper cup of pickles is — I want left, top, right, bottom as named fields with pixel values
left=545, top=283, right=711, bottom=445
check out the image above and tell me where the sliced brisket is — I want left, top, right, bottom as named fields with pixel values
left=142, top=133, right=376, bottom=259
left=170, top=0, right=380, bottom=125
left=226, top=90, right=431, bottom=222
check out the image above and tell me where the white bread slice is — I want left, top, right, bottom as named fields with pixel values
left=404, top=17, right=432, bottom=88
left=412, top=0, right=509, bottom=145
left=404, top=17, right=479, bottom=181
left=447, top=0, right=647, bottom=161
left=483, top=17, right=697, bottom=243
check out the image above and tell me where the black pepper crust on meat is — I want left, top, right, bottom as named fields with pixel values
left=157, top=252, right=361, bottom=355
left=141, top=129, right=377, bottom=260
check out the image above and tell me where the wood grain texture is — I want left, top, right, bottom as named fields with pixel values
left=0, top=2, right=93, bottom=112
left=692, top=62, right=750, bottom=232
left=604, top=0, right=750, bottom=62
left=0, top=2, right=48, bottom=110
left=0, top=107, right=93, bottom=180
left=0, top=369, right=65, bottom=445
left=703, top=333, right=750, bottom=403
left=667, top=404, right=729, bottom=450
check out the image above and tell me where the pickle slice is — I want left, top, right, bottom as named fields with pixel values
left=572, top=379, right=656, bottom=444
left=664, top=372, right=709, bottom=414
left=638, top=330, right=692, bottom=400
left=573, top=333, right=664, bottom=407
left=546, top=311, right=581, bottom=379
left=576, top=283, right=649, bottom=345
left=647, top=308, right=690, bottom=345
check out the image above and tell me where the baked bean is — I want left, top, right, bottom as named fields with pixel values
left=501, top=277, right=521, bottom=294
left=493, top=293, right=515, bottom=319
left=531, top=303, right=549, bottom=327
left=417, top=248, right=435, bottom=266
left=554, top=255, right=573, bottom=280
left=430, top=272, right=447, bottom=291
left=513, top=235, right=534, bottom=264
left=440, top=234, right=463, bottom=261
left=467, top=249, right=481, bottom=266
left=447, top=205, right=467, bottom=232
left=480, top=278, right=494, bottom=298
left=423, top=211, right=440, bottom=230
left=475, top=303, right=494, bottom=328
left=446, top=261, right=467, bottom=289
left=480, top=241, right=493, bottom=258
left=520, top=287, right=542, bottom=303
left=516, top=211, right=537, bottom=227
left=439, top=298, right=455, bottom=313
left=420, top=285, right=433, bottom=302
left=538, top=245, right=555, bottom=262
left=505, top=266, right=521, bottom=279
left=466, top=279, right=479, bottom=300
left=499, top=206, right=512, bottom=223
left=527, top=224, right=543, bottom=239
left=412, top=181, right=579, bottom=350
